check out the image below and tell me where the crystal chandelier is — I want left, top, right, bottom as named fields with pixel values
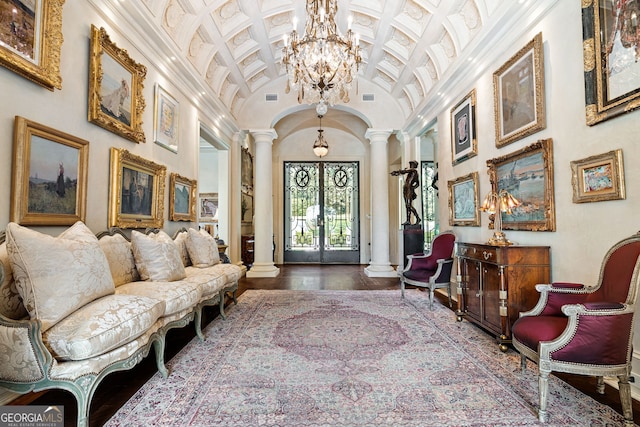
left=312, top=115, right=329, bottom=157
left=283, top=0, right=362, bottom=115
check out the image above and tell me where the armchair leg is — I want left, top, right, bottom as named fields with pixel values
left=538, top=370, right=550, bottom=423
left=401, top=280, right=405, bottom=299
left=596, top=376, right=605, bottom=394
left=520, top=354, right=527, bottom=373
left=446, top=282, right=452, bottom=307
left=618, top=375, right=634, bottom=426
left=429, top=287, right=435, bottom=310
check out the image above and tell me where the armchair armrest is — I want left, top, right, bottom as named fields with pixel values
left=540, top=303, right=634, bottom=366
left=431, top=258, right=454, bottom=284
left=405, top=253, right=437, bottom=272
left=520, top=283, right=592, bottom=317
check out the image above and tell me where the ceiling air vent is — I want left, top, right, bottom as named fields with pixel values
left=362, top=93, right=375, bottom=101
left=265, top=93, right=278, bottom=102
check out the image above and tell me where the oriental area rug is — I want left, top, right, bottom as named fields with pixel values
left=106, top=290, right=631, bottom=426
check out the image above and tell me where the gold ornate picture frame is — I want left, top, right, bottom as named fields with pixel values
left=486, top=138, right=555, bottom=232
left=571, top=149, right=625, bottom=203
left=450, top=89, right=477, bottom=165
left=154, top=84, right=179, bottom=153
left=582, top=1, right=640, bottom=125
left=11, top=116, right=88, bottom=225
left=0, top=0, right=63, bottom=90
left=493, top=32, right=546, bottom=148
left=109, top=147, right=166, bottom=228
left=169, top=173, right=197, bottom=221
left=89, top=25, right=146, bottom=144
left=447, top=172, right=480, bottom=227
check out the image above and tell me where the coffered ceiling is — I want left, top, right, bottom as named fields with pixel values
left=100, top=0, right=555, bottom=132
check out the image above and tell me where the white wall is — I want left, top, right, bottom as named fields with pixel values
left=435, top=0, right=640, bottom=392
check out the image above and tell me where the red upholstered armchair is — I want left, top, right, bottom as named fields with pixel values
left=400, top=231, right=456, bottom=309
left=512, top=232, right=640, bottom=426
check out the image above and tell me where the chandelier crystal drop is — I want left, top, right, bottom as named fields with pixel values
left=283, top=0, right=362, bottom=115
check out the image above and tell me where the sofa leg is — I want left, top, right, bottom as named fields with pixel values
left=219, top=292, right=227, bottom=320
left=74, top=389, right=91, bottom=427
left=153, top=339, right=169, bottom=378
left=232, top=289, right=238, bottom=305
left=194, top=308, right=205, bottom=341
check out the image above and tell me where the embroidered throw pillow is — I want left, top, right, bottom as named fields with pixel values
left=131, top=230, right=186, bottom=281
left=185, top=228, right=220, bottom=268
left=6, top=222, right=116, bottom=332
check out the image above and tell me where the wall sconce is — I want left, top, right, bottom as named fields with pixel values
left=480, top=189, right=521, bottom=246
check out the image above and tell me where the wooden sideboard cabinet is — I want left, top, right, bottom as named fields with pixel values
left=455, top=242, right=550, bottom=351
left=241, top=235, right=254, bottom=268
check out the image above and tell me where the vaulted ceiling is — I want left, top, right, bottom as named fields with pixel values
left=102, top=0, right=552, bottom=133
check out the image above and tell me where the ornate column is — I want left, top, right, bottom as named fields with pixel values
left=364, top=129, right=397, bottom=277
left=247, top=129, right=280, bottom=278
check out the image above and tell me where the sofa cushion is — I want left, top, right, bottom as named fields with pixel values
left=131, top=230, right=186, bottom=282
left=98, top=232, right=140, bottom=287
left=6, top=222, right=115, bottom=332
left=184, top=267, right=227, bottom=298
left=214, top=263, right=243, bottom=283
left=116, top=280, right=201, bottom=316
left=173, top=231, right=191, bottom=267
left=0, top=242, right=28, bottom=320
left=185, top=228, right=220, bottom=268
left=43, top=294, right=165, bottom=361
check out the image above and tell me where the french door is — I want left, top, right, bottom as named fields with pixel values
left=283, top=161, right=360, bottom=263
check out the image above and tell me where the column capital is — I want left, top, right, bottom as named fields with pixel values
left=232, top=131, right=248, bottom=146
left=396, top=131, right=411, bottom=145
left=365, top=129, right=393, bottom=143
left=250, top=129, right=278, bottom=143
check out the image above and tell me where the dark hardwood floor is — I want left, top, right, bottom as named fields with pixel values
left=12, top=264, right=640, bottom=426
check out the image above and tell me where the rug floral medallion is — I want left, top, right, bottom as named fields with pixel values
left=106, top=290, right=632, bottom=426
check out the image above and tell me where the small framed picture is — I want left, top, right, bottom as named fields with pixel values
left=11, top=116, right=89, bottom=225
left=154, top=84, right=179, bottom=153
left=88, top=25, right=146, bottom=144
left=109, top=148, right=166, bottom=229
left=169, top=173, right=197, bottom=221
left=450, top=89, right=477, bottom=165
left=199, top=193, right=218, bottom=222
left=493, top=33, right=546, bottom=147
left=447, top=172, right=480, bottom=226
left=571, top=149, right=625, bottom=203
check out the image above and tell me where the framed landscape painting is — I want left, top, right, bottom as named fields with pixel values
left=493, top=33, right=546, bottom=147
left=582, top=1, right=640, bottom=125
left=11, top=116, right=88, bottom=225
left=571, top=149, right=625, bottom=203
left=486, top=138, right=555, bottom=232
left=89, top=25, right=147, bottom=144
left=169, top=173, right=196, bottom=221
left=109, top=147, right=166, bottom=229
left=0, top=0, right=63, bottom=90
left=450, top=89, right=477, bottom=165
left=447, top=172, right=480, bottom=227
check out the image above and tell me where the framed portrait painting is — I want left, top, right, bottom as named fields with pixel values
left=486, top=138, right=555, bottom=232
left=109, top=147, right=166, bottom=229
left=154, top=84, right=179, bottom=153
left=88, top=25, right=146, bottom=144
left=450, top=89, right=477, bottom=165
left=11, top=116, right=88, bottom=225
left=169, top=173, right=197, bottom=221
left=571, top=149, right=625, bottom=203
left=0, top=0, right=63, bottom=90
left=199, top=193, right=218, bottom=222
left=447, top=172, right=480, bottom=227
left=582, top=1, right=640, bottom=125
left=493, top=32, right=546, bottom=147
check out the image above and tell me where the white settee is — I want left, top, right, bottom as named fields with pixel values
left=0, top=222, right=242, bottom=427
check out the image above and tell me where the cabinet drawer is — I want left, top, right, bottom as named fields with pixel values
left=456, top=244, right=498, bottom=263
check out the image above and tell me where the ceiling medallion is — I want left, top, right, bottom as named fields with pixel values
left=283, top=0, right=362, bottom=115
